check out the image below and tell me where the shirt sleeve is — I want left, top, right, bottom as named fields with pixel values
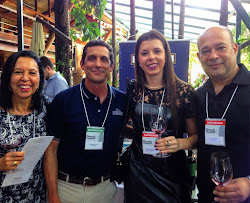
left=53, top=79, right=69, bottom=97
left=183, top=85, right=199, bottom=119
left=47, top=94, right=64, bottom=140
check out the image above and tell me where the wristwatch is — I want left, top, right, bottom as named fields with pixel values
left=247, top=175, right=250, bottom=181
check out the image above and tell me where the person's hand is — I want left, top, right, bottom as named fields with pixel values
left=0, top=151, right=24, bottom=171
left=213, top=177, right=250, bottom=203
left=155, top=136, right=180, bottom=153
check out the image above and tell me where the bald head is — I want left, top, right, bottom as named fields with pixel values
left=196, top=26, right=239, bottom=83
left=197, top=26, right=234, bottom=51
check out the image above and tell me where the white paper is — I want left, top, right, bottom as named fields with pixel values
left=1, top=136, right=54, bottom=187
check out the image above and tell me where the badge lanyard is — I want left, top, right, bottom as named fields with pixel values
left=141, top=88, right=165, bottom=155
left=206, top=85, right=238, bottom=120
left=7, top=110, right=36, bottom=138
left=80, top=83, right=112, bottom=127
left=141, top=88, right=166, bottom=131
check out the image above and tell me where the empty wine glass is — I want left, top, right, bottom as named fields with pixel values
left=150, top=106, right=170, bottom=158
left=210, top=151, right=233, bottom=187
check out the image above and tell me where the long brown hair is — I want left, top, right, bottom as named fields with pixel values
left=134, top=30, right=179, bottom=135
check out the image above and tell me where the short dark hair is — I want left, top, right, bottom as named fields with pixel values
left=0, top=51, right=44, bottom=112
left=40, top=56, right=54, bottom=70
left=81, top=40, right=114, bottom=65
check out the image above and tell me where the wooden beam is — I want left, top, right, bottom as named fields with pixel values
left=48, top=0, right=51, bottom=17
left=44, top=32, right=55, bottom=54
left=0, top=42, right=21, bottom=52
left=0, top=32, right=31, bottom=46
left=0, top=8, right=50, bottom=33
left=1, top=23, right=32, bottom=38
left=0, top=4, right=35, bottom=21
left=36, top=16, right=72, bottom=45
left=5, top=0, right=55, bottom=24
left=0, top=32, right=55, bottom=52
left=103, top=29, right=112, bottom=42
left=102, top=14, right=112, bottom=24
left=75, top=38, right=87, bottom=46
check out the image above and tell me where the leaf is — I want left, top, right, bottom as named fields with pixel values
left=71, top=0, right=107, bottom=42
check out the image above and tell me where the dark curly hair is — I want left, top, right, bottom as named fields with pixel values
left=0, top=51, right=44, bottom=112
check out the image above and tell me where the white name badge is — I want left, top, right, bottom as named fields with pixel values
left=142, top=131, right=160, bottom=155
left=85, top=126, right=104, bottom=150
left=205, top=119, right=226, bottom=146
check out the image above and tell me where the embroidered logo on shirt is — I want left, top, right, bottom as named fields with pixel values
left=112, top=108, right=123, bottom=116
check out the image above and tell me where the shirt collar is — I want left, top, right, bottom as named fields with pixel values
left=202, top=63, right=250, bottom=94
left=81, top=79, right=114, bottom=100
left=48, top=72, right=59, bottom=81
left=232, top=64, right=250, bottom=85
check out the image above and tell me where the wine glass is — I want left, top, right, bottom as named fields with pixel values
left=1, top=137, right=22, bottom=152
left=0, top=124, right=23, bottom=173
left=150, top=106, right=170, bottom=158
left=210, top=151, right=233, bottom=187
left=0, top=122, right=22, bottom=153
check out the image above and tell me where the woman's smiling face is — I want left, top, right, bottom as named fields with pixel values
left=10, top=57, right=40, bottom=102
left=138, top=39, right=166, bottom=81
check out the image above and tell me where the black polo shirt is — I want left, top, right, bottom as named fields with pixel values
left=196, top=64, right=250, bottom=203
left=48, top=79, right=126, bottom=178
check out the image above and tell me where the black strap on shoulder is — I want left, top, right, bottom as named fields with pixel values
left=118, top=79, right=135, bottom=153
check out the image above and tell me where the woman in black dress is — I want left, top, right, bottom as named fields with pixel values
left=124, top=30, right=198, bottom=203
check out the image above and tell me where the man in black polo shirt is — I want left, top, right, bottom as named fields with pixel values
left=44, top=40, right=126, bottom=202
left=196, top=26, right=250, bottom=203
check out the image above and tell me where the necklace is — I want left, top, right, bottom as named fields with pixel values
left=144, top=83, right=164, bottom=90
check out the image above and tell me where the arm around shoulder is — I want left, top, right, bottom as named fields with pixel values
left=43, top=139, right=62, bottom=203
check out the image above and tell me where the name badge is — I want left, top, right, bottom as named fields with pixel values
left=142, top=131, right=159, bottom=155
left=85, top=126, right=104, bottom=150
left=205, top=119, right=226, bottom=146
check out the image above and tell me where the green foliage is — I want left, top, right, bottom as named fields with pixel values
left=232, top=18, right=250, bottom=70
left=70, top=0, right=107, bottom=42
left=189, top=42, right=199, bottom=66
left=107, top=36, right=125, bottom=88
left=188, top=42, right=201, bottom=85
left=55, top=45, right=73, bottom=77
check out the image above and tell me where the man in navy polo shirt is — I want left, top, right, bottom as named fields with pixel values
left=44, top=40, right=126, bottom=202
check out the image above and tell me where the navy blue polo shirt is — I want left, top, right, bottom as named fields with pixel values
left=48, top=79, right=126, bottom=178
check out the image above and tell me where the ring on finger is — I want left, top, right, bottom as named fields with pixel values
left=11, top=161, right=17, bottom=166
left=166, top=141, right=170, bottom=147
